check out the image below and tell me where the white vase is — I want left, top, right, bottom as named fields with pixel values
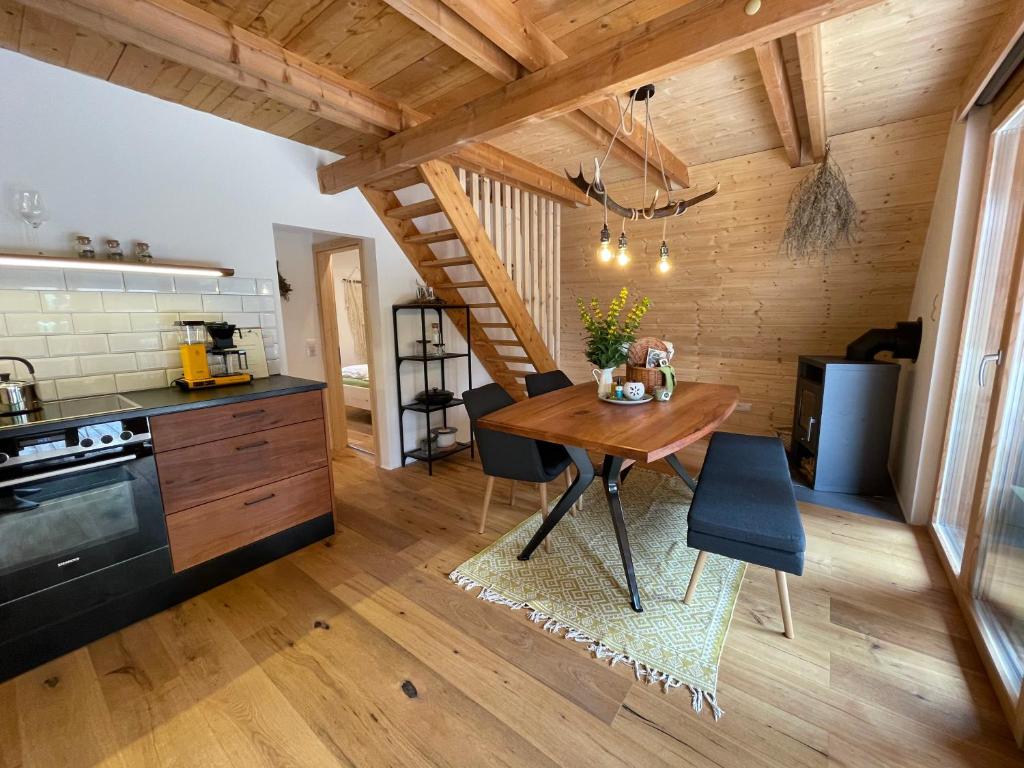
left=591, top=367, right=616, bottom=398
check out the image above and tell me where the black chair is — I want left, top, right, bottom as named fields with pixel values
left=525, top=369, right=581, bottom=513
left=463, top=383, right=572, bottom=543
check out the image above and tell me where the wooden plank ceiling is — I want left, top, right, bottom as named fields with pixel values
left=0, top=0, right=1012, bottom=184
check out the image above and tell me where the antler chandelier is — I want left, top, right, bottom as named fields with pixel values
left=566, top=84, right=719, bottom=273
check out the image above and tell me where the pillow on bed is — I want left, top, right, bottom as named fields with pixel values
left=342, top=363, right=370, bottom=380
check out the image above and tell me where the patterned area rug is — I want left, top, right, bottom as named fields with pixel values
left=450, top=469, right=745, bottom=718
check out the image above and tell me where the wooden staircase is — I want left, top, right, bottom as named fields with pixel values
left=361, top=159, right=557, bottom=398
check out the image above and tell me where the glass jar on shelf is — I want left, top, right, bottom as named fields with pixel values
left=105, top=239, right=124, bottom=261
left=134, top=241, right=152, bottom=263
left=74, top=234, right=95, bottom=259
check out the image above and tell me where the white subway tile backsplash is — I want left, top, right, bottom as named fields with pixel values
left=156, top=293, right=202, bottom=312
left=217, top=277, right=257, bottom=295
left=40, top=291, right=104, bottom=312
left=160, top=332, right=180, bottom=350
left=202, top=294, right=242, bottom=312
left=73, top=313, right=132, bottom=334
left=56, top=375, right=117, bottom=399
left=263, top=343, right=280, bottom=360
left=256, top=278, right=274, bottom=296
left=0, top=268, right=65, bottom=290
left=0, top=316, right=5, bottom=335
left=5, top=313, right=73, bottom=335
left=65, top=270, right=123, bottom=292
left=261, top=328, right=277, bottom=344
left=0, top=290, right=41, bottom=312
left=108, top=332, right=163, bottom=352
left=124, top=273, right=175, bottom=293
left=116, top=371, right=167, bottom=392
left=136, top=350, right=181, bottom=370
left=34, top=380, right=57, bottom=401
left=79, top=353, right=138, bottom=375
left=260, top=312, right=277, bottom=328
left=0, top=336, right=48, bottom=357
left=102, top=292, right=157, bottom=312
left=173, top=276, right=219, bottom=294
left=267, top=359, right=282, bottom=375
left=129, top=313, right=179, bottom=331
left=165, top=369, right=184, bottom=386
left=179, top=313, right=222, bottom=323
left=222, top=312, right=259, bottom=328
left=28, top=356, right=81, bottom=379
left=242, top=295, right=275, bottom=312
left=48, top=334, right=108, bottom=355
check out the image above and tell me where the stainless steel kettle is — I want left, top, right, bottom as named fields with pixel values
left=0, top=357, right=42, bottom=415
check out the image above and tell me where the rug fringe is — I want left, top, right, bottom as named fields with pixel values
left=448, top=570, right=723, bottom=720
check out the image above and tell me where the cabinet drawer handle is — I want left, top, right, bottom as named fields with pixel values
left=235, top=439, right=269, bottom=451
left=232, top=408, right=266, bottom=418
left=244, top=492, right=276, bottom=506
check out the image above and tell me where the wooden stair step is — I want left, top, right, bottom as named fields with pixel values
left=405, top=228, right=458, bottom=245
left=439, top=280, right=489, bottom=289
left=489, top=339, right=523, bottom=346
left=385, top=198, right=442, bottom=220
left=477, top=322, right=511, bottom=329
left=420, top=257, right=474, bottom=268
left=364, top=166, right=423, bottom=191
left=495, top=355, right=532, bottom=364
left=467, top=303, right=499, bottom=309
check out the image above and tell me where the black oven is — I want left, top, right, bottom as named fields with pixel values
left=0, top=416, right=171, bottom=640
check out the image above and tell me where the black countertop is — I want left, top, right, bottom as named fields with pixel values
left=0, top=375, right=325, bottom=440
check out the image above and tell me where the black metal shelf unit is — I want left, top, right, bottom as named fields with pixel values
left=393, top=303, right=473, bottom=474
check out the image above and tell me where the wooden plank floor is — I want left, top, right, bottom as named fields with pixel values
left=2, top=450, right=1023, bottom=768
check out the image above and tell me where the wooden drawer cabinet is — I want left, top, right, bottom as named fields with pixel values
left=157, top=418, right=329, bottom=514
left=166, top=468, right=332, bottom=572
left=150, top=390, right=323, bottom=452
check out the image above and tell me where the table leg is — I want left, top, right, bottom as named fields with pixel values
left=518, top=446, right=594, bottom=561
left=602, top=455, right=643, bottom=613
left=664, top=452, right=697, bottom=492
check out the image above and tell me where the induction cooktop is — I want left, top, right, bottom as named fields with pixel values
left=0, top=394, right=142, bottom=431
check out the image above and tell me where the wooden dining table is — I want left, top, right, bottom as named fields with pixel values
left=477, top=381, right=740, bottom=612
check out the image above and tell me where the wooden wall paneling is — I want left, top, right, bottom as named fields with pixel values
left=503, top=182, right=514, bottom=279
left=558, top=114, right=949, bottom=439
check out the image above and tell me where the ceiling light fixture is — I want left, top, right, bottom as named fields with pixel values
left=0, top=252, right=234, bottom=277
left=565, top=84, right=719, bottom=275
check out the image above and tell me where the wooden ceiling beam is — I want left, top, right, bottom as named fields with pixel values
left=24, top=0, right=588, bottom=207
left=956, top=0, right=1024, bottom=122
left=316, top=0, right=883, bottom=194
left=795, top=25, right=826, bottom=161
left=754, top=37, right=803, bottom=167
left=22, top=0, right=406, bottom=136
left=389, top=0, right=689, bottom=188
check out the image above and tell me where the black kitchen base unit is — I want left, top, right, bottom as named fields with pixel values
left=790, top=356, right=901, bottom=496
left=0, top=512, right=334, bottom=683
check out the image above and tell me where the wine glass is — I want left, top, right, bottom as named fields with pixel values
left=13, top=190, right=47, bottom=229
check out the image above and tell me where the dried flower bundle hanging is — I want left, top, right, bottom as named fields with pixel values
left=780, top=144, right=859, bottom=262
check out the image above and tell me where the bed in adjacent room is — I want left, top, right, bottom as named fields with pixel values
left=342, top=363, right=372, bottom=411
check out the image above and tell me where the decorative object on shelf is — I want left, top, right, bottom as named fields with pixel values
left=105, top=239, right=124, bottom=261
left=134, top=241, right=153, bottom=263
left=0, top=251, right=233, bottom=277
left=578, top=287, right=650, bottom=398
left=394, top=303, right=474, bottom=474
left=74, top=234, right=95, bottom=260
left=653, top=385, right=671, bottom=401
left=12, top=190, right=47, bottom=229
left=624, top=381, right=646, bottom=401
left=781, top=143, right=858, bottom=262
left=565, top=84, right=718, bottom=274
left=277, top=261, right=292, bottom=301
left=432, top=426, right=458, bottom=448
left=414, top=387, right=455, bottom=406
left=414, top=282, right=444, bottom=304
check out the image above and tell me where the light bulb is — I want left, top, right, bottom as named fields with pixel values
left=616, top=230, right=630, bottom=266
left=596, top=223, right=613, bottom=262
left=657, top=240, right=671, bottom=273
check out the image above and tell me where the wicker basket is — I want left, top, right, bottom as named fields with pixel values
left=626, top=364, right=664, bottom=390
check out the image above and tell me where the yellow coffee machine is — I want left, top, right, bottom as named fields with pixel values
left=174, top=321, right=253, bottom=390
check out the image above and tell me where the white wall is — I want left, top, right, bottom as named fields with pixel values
left=890, top=108, right=990, bottom=524
left=0, top=48, right=464, bottom=468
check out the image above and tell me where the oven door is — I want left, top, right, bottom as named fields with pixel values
left=0, top=448, right=168, bottom=607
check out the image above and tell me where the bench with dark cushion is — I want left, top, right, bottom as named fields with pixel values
left=683, top=432, right=805, bottom=639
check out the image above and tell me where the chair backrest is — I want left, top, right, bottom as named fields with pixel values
left=525, top=369, right=573, bottom=398
left=462, top=384, right=547, bottom=481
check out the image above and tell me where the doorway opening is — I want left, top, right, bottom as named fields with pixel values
left=313, top=237, right=380, bottom=460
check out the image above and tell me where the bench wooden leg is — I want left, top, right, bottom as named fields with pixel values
left=479, top=475, right=494, bottom=534
left=539, top=482, right=550, bottom=552
left=776, top=571, right=794, bottom=639
left=683, top=551, right=708, bottom=605
left=509, top=480, right=517, bottom=505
